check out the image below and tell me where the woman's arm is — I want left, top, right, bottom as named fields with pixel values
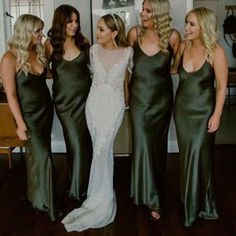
left=44, top=39, right=53, bottom=79
left=0, top=52, right=28, bottom=140
left=169, top=29, right=182, bottom=57
left=208, top=45, right=228, bottom=133
left=127, top=26, right=138, bottom=47
left=124, top=69, right=130, bottom=107
left=171, top=40, right=185, bottom=74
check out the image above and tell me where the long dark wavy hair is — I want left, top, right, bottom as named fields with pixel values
left=47, top=4, right=90, bottom=61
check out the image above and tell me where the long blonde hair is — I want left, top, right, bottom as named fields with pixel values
left=7, top=14, right=47, bottom=75
left=139, top=0, right=172, bottom=53
left=186, top=7, right=218, bottom=61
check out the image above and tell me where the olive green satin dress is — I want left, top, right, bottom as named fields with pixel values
left=16, top=69, right=58, bottom=221
left=52, top=51, right=92, bottom=200
left=174, top=60, right=218, bottom=226
left=130, top=42, right=173, bottom=212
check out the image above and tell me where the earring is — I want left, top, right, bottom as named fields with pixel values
left=113, top=37, right=118, bottom=48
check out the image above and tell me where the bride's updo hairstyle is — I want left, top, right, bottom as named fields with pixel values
left=101, top=14, right=129, bottom=47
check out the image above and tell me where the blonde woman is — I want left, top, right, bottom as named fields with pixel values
left=0, top=14, right=60, bottom=221
left=61, top=14, right=133, bottom=232
left=172, top=7, right=228, bottom=226
left=127, top=0, right=181, bottom=220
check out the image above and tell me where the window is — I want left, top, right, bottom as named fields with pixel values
left=0, top=0, right=53, bottom=57
left=8, top=0, right=44, bottom=34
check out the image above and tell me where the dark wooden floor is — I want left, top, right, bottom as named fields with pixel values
left=0, top=145, right=236, bottom=236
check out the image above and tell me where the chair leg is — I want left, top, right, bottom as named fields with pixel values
left=20, top=146, right=24, bottom=161
left=7, top=148, right=12, bottom=170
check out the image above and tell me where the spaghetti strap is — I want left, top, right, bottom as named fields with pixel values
left=135, top=26, right=139, bottom=40
left=181, top=41, right=188, bottom=59
left=168, top=29, right=174, bottom=39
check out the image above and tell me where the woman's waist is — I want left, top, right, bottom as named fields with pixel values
left=130, top=76, right=172, bottom=88
left=91, top=82, right=123, bottom=91
left=88, top=84, right=124, bottom=100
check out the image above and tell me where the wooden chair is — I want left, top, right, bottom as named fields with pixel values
left=0, top=94, right=24, bottom=169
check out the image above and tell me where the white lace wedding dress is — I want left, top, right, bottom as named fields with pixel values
left=61, top=44, right=133, bottom=232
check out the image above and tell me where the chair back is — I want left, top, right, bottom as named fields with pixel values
left=0, top=102, right=23, bottom=147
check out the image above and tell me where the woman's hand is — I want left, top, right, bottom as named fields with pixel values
left=16, top=126, right=30, bottom=141
left=170, top=65, right=178, bottom=74
left=124, top=69, right=130, bottom=109
left=208, top=114, right=220, bottom=133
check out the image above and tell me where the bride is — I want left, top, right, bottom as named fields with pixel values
left=61, top=13, right=133, bottom=232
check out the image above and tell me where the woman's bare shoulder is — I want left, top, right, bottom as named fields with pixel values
left=1, top=50, right=17, bottom=65
left=44, top=39, right=53, bottom=56
left=127, top=25, right=140, bottom=46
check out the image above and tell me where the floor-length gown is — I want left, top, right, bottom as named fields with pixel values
left=174, top=57, right=219, bottom=226
left=62, top=44, right=133, bottom=232
left=16, top=68, right=59, bottom=221
left=52, top=50, right=92, bottom=200
left=130, top=42, right=173, bottom=212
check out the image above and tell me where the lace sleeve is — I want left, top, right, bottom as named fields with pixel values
left=127, top=47, right=134, bottom=74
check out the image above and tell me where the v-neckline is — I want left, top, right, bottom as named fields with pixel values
left=28, top=68, right=46, bottom=76
left=62, top=52, right=81, bottom=62
left=137, top=42, right=161, bottom=57
left=181, top=60, right=208, bottom=74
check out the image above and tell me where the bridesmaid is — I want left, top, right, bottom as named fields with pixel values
left=172, top=7, right=228, bottom=226
left=1, top=14, right=59, bottom=221
left=45, top=5, right=92, bottom=201
left=127, top=0, right=181, bottom=220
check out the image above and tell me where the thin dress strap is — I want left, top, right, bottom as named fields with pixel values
left=135, top=26, right=139, bottom=41
left=181, top=41, right=188, bottom=59
left=168, top=29, right=174, bottom=40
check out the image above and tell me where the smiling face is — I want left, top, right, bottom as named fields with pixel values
left=96, top=18, right=117, bottom=48
left=140, top=0, right=154, bottom=29
left=185, top=12, right=201, bottom=41
left=31, top=22, right=44, bottom=45
left=65, top=12, right=78, bottom=38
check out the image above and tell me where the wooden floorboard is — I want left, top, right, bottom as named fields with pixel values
left=0, top=145, right=235, bottom=236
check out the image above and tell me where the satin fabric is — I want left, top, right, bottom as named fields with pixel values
left=16, top=69, right=58, bottom=221
left=174, top=60, right=218, bottom=226
left=130, top=42, right=173, bottom=212
left=51, top=51, right=92, bottom=200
